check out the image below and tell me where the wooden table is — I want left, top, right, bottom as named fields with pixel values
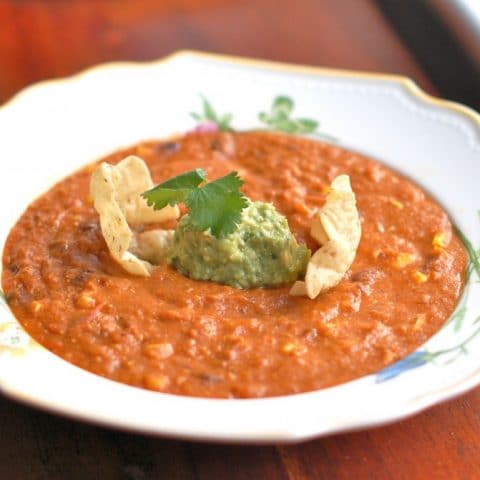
left=1, top=1, right=479, bottom=478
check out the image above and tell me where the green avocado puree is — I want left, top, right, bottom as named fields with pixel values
left=168, top=201, right=310, bottom=288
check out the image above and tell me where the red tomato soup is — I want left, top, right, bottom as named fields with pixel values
left=1, top=132, right=467, bottom=398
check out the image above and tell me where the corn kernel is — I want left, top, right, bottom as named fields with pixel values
left=76, top=294, right=96, bottom=309
left=143, top=342, right=174, bottom=359
left=432, top=232, right=449, bottom=254
left=413, top=271, right=429, bottom=283
left=144, top=373, right=170, bottom=391
left=31, top=300, right=42, bottom=314
left=383, top=349, right=395, bottom=364
left=389, top=198, right=404, bottom=209
left=413, top=313, right=426, bottom=331
left=394, top=252, right=416, bottom=268
left=84, top=162, right=98, bottom=173
left=136, top=144, right=154, bottom=157
left=282, top=342, right=307, bottom=355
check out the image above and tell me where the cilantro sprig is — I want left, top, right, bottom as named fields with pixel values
left=142, top=169, right=248, bottom=238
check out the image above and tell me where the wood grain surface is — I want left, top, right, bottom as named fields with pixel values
left=0, top=1, right=479, bottom=479
left=0, top=0, right=437, bottom=103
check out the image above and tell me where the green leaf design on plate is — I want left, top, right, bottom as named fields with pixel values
left=190, top=96, right=234, bottom=132
left=0, top=289, right=7, bottom=309
left=448, top=224, right=480, bottom=332
left=430, top=314, right=480, bottom=364
left=258, top=95, right=336, bottom=141
left=190, top=94, right=335, bottom=139
left=295, top=118, right=319, bottom=133
left=272, top=96, right=294, bottom=115
left=459, top=230, right=480, bottom=280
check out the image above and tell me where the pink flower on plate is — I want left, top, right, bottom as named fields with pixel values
left=192, top=121, right=219, bottom=133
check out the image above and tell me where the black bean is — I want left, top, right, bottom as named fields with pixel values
left=351, top=268, right=383, bottom=283
left=7, top=263, right=20, bottom=274
left=48, top=241, right=69, bottom=256
left=70, top=270, right=92, bottom=286
left=157, top=141, right=180, bottom=154
left=197, top=373, right=223, bottom=384
left=78, top=222, right=98, bottom=232
left=210, top=139, right=222, bottom=151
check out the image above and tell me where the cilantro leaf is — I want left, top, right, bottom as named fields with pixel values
left=158, top=168, right=206, bottom=190
left=142, top=169, right=248, bottom=237
left=186, top=172, right=248, bottom=237
left=142, top=169, right=206, bottom=210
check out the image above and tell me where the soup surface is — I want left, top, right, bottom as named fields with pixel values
left=1, top=132, right=467, bottom=398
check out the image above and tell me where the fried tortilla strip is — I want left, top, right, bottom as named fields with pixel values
left=90, top=156, right=179, bottom=276
left=104, top=155, right=179, bottom=226
left=290, top=175, right=361, bottom=299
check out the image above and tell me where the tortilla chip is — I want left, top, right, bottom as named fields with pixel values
left=102, top=155, right=179, bottom=226
left=290, top=175, right=361, bottom=299
left=90, top=156, right=179, bottom=276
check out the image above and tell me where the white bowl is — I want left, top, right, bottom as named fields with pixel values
left=0, top=51, right=479, bottom=443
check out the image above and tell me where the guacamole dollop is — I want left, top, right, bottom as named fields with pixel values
left=168, top=201, right=310, bottom=288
